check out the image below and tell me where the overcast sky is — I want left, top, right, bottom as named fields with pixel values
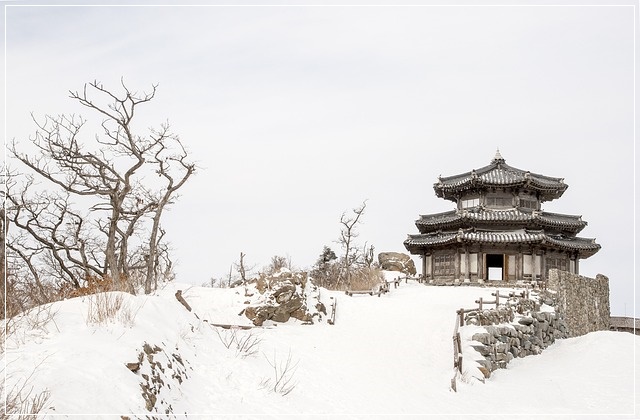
left=3, top=2, right=636, bottom=316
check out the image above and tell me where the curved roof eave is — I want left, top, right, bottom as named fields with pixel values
left=416, top=208, right=587, bottom=233
left=433, top=156, right=567, bottom=200
left=404, top=231, right=600, bottom=258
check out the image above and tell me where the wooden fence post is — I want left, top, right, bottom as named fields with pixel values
left=456, top=333, right=462, bottom=373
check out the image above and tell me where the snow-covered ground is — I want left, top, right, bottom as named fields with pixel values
left=3, top=279, right=638, bottom=419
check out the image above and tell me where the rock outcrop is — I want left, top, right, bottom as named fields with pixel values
left=378, top=252, right=416, bottom=275
left=242, top=269, right=326, bottom=326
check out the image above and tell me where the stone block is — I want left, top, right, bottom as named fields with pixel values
left=472, top=333, right=494, bottom=345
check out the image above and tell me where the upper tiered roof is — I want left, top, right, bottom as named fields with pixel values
left=434, top=150, right=568, bottom=202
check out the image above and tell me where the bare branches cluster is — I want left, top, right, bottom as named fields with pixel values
left=338, top=200, right=367, bottom=289
left=5, top=80, right=195, bottom=306
left=310, top=200, right=380, bottom=290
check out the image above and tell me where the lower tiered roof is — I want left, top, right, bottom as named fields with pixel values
left=404, top=229, right=600, bottom=258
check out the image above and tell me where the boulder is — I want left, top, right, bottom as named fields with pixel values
left=477, top=366, right=491, bottom=379
left=377, top=252, right=417, bottom=275
left=518, top=316, right=534, bottom=326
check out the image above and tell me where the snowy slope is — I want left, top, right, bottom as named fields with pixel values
left=3, top=280, right=638, bottom=418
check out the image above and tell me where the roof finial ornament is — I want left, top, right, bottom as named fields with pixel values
left=491, top=148, right=505, bottom=164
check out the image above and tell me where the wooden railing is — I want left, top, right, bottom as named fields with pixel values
left=451, top=308, right=465, bottom=392
left=450, top=286, right=533, bottom=391
left=474, top=288, right=530, bottom=310
left=344, top=274, right=419, bottom=297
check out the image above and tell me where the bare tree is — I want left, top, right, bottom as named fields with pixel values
left=234, top=252, right=255, bottom=285
left=362, top=243, right=375, bottom=268
left=338, top=200, right=367, bottom=289
left=1, top=168, right=7, bottom=317
left=7, top=80, right=195, bottom=295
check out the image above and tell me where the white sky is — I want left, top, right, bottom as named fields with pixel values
left=2, top=1, right=636, bottom=316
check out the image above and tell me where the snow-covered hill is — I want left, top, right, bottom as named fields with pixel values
left=3, top=279, right=638, bottom=418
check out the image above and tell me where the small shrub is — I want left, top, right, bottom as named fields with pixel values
left=4, top=304, right=60, bottom=348
left=214, top=327, right=262, bottom=358
left=235, top=330, right=262, bottom=358
left=214, top=327, right=235, bottom=349
left=260, top=350, right=298, bottom=396
left=1, top=362, right=52, bottom=419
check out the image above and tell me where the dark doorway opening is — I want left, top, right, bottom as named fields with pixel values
left=486, top=254, right=504, bottom=281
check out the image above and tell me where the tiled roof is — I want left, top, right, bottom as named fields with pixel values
left=416, top=208, right=586, bottom=233
left=610, top=317, right=639, bottom=330
left=404, top=229, right=600, bottom=258
left=434, top=154, right=567, bottom=201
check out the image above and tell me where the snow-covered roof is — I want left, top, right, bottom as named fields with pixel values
left=404, top=229, right=600, bottom=258
left=433, top=153, right=568, bottom=202
left=416, top=208, right=587, bottom=234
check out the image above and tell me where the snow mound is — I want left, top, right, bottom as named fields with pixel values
left=3, top=282, right=638, bottom=417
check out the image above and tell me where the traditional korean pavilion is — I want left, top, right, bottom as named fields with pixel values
left=404, top=150, right=600, bottom=283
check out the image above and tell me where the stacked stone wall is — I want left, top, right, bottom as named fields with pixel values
left=546, top=269, right=610, bottom=337
left=470, top=311, right=567, bottom=377
left=462, top=269, right=610, bottom=381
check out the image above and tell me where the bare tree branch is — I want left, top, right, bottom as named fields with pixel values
left=7, top=80, right=195, bottom=298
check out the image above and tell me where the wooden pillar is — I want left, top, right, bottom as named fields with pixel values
left=540, top=249, right=547, bottom=281
left=455, top=249, right=460, bottom=280
left=569, top=254, right=575, bottom=274
left=478, top=249, right=484, bottom=281
left=575, top=256, right=580, bottom=274
left=430, top=253, right=434, bottom=279
left=503, top=254, right=508, bottom=282
left=422, top=252, right=427, bottom=279
left=465, top=248, right=470, bottom=280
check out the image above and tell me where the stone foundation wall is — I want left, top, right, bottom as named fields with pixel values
left=546, top=269, right=610, bottom=337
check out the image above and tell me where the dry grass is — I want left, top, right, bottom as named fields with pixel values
left=74, top=275, right=139, bottom=327
left=66, top=274, right=131, bottom=298
left=312, top=265, right=385, bottom=291
left=4, top=304, right=60, bottom=348
left=348, top=266, right=385, bottom=291
left=85, top=292, right=137, bottom=327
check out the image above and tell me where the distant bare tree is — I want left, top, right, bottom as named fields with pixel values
left=7, top=80, right=195, bottom=295
left=234, top=252, right=255, bottom=284
left=362, top=243, right=375, bottom=268
left=338, top=200, right=367, bottom=289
